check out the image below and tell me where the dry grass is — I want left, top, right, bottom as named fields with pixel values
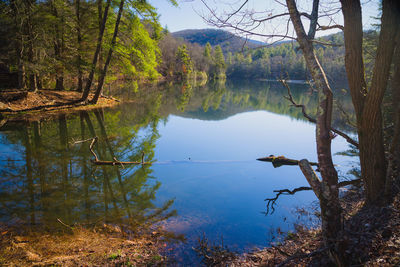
left=0, top=224, right=168, bottom=266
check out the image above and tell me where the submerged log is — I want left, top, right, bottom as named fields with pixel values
left=257, top=155, right=318, bottom=168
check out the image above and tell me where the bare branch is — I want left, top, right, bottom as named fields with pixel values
left=335, top=99, right=358, bottom=129
left=70, top=137, right=96, bottom=145
left=265, top=186, right=312, bottom=214
left=264, top=178, right=361, bottom=214
left=88, top=136, right=150, bottom=166
left=317, top=24, right=344, bottom=31
left=280, top=80, right=359, bottom=148
left=281, top=79, right=316, bottom=123
left=222, top=0, right=249, bottom=24
left=307, top=0, right=319, bottom=39
left=199, top=0, right=297, bottom=42
left=310, top=39, right=343, bottom=47
left=89, top=137, right=99, bottom=162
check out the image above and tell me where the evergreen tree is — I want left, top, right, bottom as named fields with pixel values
left=175, top=44, right=193, bottom=80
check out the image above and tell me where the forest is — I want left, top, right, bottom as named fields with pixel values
left=0, top=0, right=369, bottom=97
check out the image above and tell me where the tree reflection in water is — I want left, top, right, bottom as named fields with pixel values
left=0, top=108, right=177, bottom=237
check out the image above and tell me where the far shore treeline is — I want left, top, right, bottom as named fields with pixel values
left=0, top=0, right=377, bottom=92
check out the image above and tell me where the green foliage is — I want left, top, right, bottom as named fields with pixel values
left=175, top=44, right=193, bottom=79
left=0, top=0, right=170, bottom=90
left=115, top=15, right=160, bottom=81
left=224, top=33, right=349, bottom=82
left=204, top=42, right=212, bottom=60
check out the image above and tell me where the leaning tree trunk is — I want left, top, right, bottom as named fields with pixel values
left=91, top=0, right=125, bottom=104
left=80, top=0, right=111, bottom=102
left=341, top=0, right=399, bottom=204
left=286, top=0, right=342, bottom=263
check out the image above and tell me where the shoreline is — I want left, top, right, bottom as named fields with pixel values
left=0, top=89, right=122, bottom=122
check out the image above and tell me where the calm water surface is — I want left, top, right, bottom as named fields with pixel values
left=0, top=79, right=354, bottom=264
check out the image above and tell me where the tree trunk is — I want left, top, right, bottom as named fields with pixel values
left=341, top=0, right=399, bottom=204
left=81, top=0, right=111, bottom=102
left=91, top=0, right=125, bottom=104
left=286, top=0, right=342, bottom=263
left=26, top=0, right=37, bottom=92
left=53, top=0, right=64, bottom=91
left=385, top=31, right=400, bottom=198
left=75, top=0, right=83, bottom=92
left=11, top=0, right=25, bottom=89
left=36, top=74, right=42, bottom=89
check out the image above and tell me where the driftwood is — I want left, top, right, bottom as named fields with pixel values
left=87, top=136, right=151, bottom=166
left=257, top=155, right=318, bottom=168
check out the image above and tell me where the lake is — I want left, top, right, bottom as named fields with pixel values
left=0, top=79, right=354, bottom=264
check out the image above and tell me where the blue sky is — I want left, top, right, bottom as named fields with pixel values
left=149, top=0, right=380, bottom=42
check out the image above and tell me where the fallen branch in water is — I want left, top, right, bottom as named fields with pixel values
left=264, top=178, right=361, bottom=214
left=257, top=155, right=318, bottom=168
left=70, top=137, right=97, bottom=145
left=88, top=137, right=151, bottom=166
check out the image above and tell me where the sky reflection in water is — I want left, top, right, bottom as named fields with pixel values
left=0, top=80, right=354, bottom=263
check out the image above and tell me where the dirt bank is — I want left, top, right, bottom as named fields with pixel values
left=0, top=89, right=119, bottom=113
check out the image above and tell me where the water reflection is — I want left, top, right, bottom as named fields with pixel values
left=0, top=109, right=176, bottom=232
left=124, top=79, right=355, bottom=132
left=0, top=79, right=354, bottom=264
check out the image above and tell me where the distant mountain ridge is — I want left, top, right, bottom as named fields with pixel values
left=172, top=29, right=265, bottom=53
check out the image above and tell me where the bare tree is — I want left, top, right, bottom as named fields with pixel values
left=199, top=0, right=385, bottom=264
left=201, top=0, right=400, bottom=263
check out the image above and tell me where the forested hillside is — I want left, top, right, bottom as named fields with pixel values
left=0, top=0, right=377, bottom=93
left=172, top=29, right=263, bottom=53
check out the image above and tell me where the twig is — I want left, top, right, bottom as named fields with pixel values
left=280, top=80, right=359, bottom=148
left=265, top=186, right=312, bottom=214
left=70, top=137, right=96, bottom=145
left=276, top=246, right=328, bottom=267
left=272, top=245, right=292, bottom=257
left=89, top=137, right=99, bottom=162
left=57, top=218, right=74, bottom=230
